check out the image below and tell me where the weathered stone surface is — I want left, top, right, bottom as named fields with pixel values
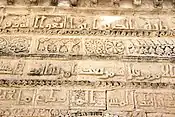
left=0, top=0, right=175, bottom=117
left=1, top=59, right=175, bottom=84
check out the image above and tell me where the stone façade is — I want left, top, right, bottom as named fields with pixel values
left=0, top=0, right=175, bottom=117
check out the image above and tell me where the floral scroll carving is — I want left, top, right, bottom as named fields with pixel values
left=85, top=40, right=125, bottom=56
left=0, top=37, right=31, bottom=55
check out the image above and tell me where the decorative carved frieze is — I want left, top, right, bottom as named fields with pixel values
left=1, top=36, right=175, bottom=59
left=0, top=14, right=173, bottom=37
left=0, top=88, right=175, bottom=115
left=107, top=89, right=135, bottom=111
left=1, top=0, right=175, bottom=9
left=0, top=36, right=31, bottom=55
left=107, top=89, right=175, bottom=113
left=0, top=79, right=173, bottom=90
left=1, top=59, right=175, bottom=85
left=0, top=88, right=69, bottom=109
left=70, top=89, right=106, bottom=110
left=0, top=1, right=174, bottom=116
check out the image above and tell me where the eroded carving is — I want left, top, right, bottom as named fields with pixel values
left=90, top=0, right=98, bottom=7
left=85, top=39, right=125, bottom=56
left=2, top=59, right=175, bottom=84
left=70, top=0, right=78, bottom=6
left=135, top=90, right=175, bottom=113
left=147, top=113, right=175, bottom=117
left=133, top=0, right=142, bottom=6
left=7, top=0, right=14, bottom=5
left=0, top=88, right=169, bottom=114
left=70, top=89, right=106, bottom=110
left=0, top=88, right=69, bottom=109
left=0, top=60, right=25, bottom=75
left=153, top=0, right=164, bottom=8
left=0, top=3, right=174, bottom=116
left=111, top=0, right=121, bottom=7
left=107, top=89, right=134, bottom=111
left=1, top=0, right=175, bottom=9
left=127, top=39, right=175, bottom=57
left=29, top=0, right=39, bottom=5
left=27, top=61, right=75, bottom=79
left=0, top=14, right=171, bottom=33
left=37, top=38, right=81, bottom=55
left=0, top=36, right=31, bottom=55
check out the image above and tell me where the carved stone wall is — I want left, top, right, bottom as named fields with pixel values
left=0, top=0, right=175, bottom=117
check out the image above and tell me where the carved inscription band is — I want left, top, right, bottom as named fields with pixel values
left=1, top=59, right=175, bottom=83
left=0, top=14, right=174, bottom=37
left=1, top=3, right=175, bottom=117
left=1, top=36, right=175, bottom=58
left=0, top=88, right=175, bottom=116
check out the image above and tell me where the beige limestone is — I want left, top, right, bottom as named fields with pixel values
left=0, top=0, right=175, bottom=117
